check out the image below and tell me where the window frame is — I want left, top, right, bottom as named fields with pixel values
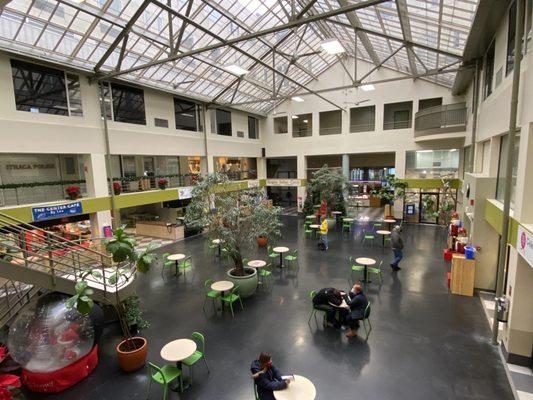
left=110, top=83, right=146, bottom=125
left=215, top=109, right=232, bottom=136
left=174, top=97, right=200, bottom=132
left=248, top=115, right=259, bottom=139
left=483, top=40, right=496, bottom=99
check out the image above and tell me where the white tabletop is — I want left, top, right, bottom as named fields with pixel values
left=309, top=224, right=320, bottom=229
left=331, top=211, right=342, bottom=215
left=343, top=218, right=354, bottom=222
left=275, top=375, right=316, bottom=400
left=306, top=215, right=316, bottom=219
left=376, top=230, right=391, bottom=235
left=356, top=257, right=376, bottom=266
left=167, top=253, right=186, bottom=261
left=248, top=260, right=267, bottom=268
left=212, top=239, right=223, bottom=244
left=384, top=219, right=396, bottom=223
left=273, top=247, right=290, bottom=253
left=211, top=280, right=234, bottom=292
left=160, top=339, right=197, bottom=362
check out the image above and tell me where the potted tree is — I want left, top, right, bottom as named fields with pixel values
left=66, top=225, right=159, bottom=372
left=371, top=175, right=407, bottom=218
left=186, top=173, right=282, bottom=298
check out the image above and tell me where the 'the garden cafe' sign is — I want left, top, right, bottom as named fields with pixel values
left=517, top=224, right=533, bottom=268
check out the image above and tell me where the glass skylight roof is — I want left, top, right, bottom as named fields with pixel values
left=0, top=0, right=479, bottom=113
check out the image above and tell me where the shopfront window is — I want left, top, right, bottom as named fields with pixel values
left=10, top=59, right=83, bottom=116
left=174, top=98, right=200, bottom=132
left=496, top=133, right=520, bottom=205
left=215, top=157, right=257, bottom=180
left=405, top=149, right=460, bottom=179
left=111, top=83, right=146, bottom=125
left=292, top=113, right=312, bottom=137
left=274, top=116, right=288, bottom=134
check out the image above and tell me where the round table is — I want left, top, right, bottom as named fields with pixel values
left=309, top=224, right=320, bottom=238
left=355, top=257, right=376, bottom=283
left=160, top=339, right=197, bottom=391
left=167, top=254, right=186, bottom=276
left=211, top=280, right=234, bottom=311
left=383, top=218, right=396, bottom=230
left=275, top=375, right=316, bottom=400
left=376, top=229, right=391, bottom=247
left=305, top=215, right=316, bottom=220
left=331, top=211, right=342, bottom=215
left=212, top=239, right=224, bottom=256
left=248, top=260, right=267, bottom=268
left=343, top=218, right=354, bottom=222
left=273, top=246, right=290, bottom=268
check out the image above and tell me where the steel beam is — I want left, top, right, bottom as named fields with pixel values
left=97, top=0, right=389, bottom=80
left=174, top=0, right=193, bottom=55
left=395, top=0, right=417, bottom=76
left=357, top=45, right=404, bottom=83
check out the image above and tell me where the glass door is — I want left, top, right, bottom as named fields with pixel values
left=420, top=192, right=439, bottom=224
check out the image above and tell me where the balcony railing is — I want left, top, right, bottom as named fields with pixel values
left=0, top=181, right=87, bottom=207
left=112, top=173, right=200, bottom=194
left=414, top=102, right=467, bottom=136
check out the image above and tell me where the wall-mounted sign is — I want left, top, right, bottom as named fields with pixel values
left=406, top=204, right=416, bottom=216
left=247, top=180, right=260, bottom=188
left=31, top=202, right=83, bottom=222
left=177, top=186, right=194, bottom=200
left=266, top=179, right=301, bottom=187
left=517, top=225, right=533, bottom=268
left=103, top=225, right=113, bottom=238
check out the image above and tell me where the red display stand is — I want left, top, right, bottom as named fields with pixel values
left=443, top=249, right=453, bottom=262
left=22, top=345, right=98, bottom=393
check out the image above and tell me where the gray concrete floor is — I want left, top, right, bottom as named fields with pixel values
left=27, top=216, right=514, bottom=400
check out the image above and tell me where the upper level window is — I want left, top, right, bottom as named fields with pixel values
left=484, top=40, right=495, bottom=99
left=292, top=113, right=312, bottom=137
left=174, top=98, right=201, bottom=132
left=248, top=116, right=259, bottom=139
left=383, top=101, right=412, bottom=130
left=274, top=116, right=288, bottom=134
left=506, top=1, right=517, bottom=76
left=319, top=110, right=342, bottom=135
left=10, top=59, right=83, bottom=116
left=111, top=83, right=146, bottom=125
left=418, top=98, right=442, bottom=111
left=213, top=109, right=232, bottom=136
left=350, top=106, right=375, bottom=133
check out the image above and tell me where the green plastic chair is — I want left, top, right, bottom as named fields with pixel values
left=221, top=285, right=243, bottom=318
left=384, top=236, right=392, bottom=246
left=182, top=332, right=209, bottom=384
left=284, top=249, right=298, bottom=266
left=146, top=362, right=183, bottom=399
left=307, top=290, right=327, bottom=327
left=253, top=383, right=260, bottom=400
left=362, top=301, right=372, bottom=340
left=177, top=255, right=192, bottom=276
left=362, top=234, right=375, bottom=246
left=367, top=261, right=383, bottom=284
left=258, top=264, right=273, bottom=286
left=203, top=279, right=220, bottom=311
left=304, top=227, right=313, bottom=238
left=267, top=246, right=278, bottom=261
left=341, top=222, right=351, bottom=234
left=373, top=222, right=383, bottom=231
left=349, top=256, right=365, bottom=282
left=161, top=253, right=175, bottom=278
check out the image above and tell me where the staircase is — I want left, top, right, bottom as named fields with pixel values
left=0, top=212, right=136, bottom=325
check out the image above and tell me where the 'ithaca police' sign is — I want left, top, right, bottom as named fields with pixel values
left=31, top=202, right=83, bottom=222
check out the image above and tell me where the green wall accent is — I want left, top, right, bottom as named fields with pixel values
left=484, top=199, right=520, bottom=247
left=400, top=178, right=462, bottom=190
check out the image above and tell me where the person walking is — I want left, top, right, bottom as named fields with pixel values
left=319, top=215, right=329, bottom=251
left=390, top=225, right=404, bottom=271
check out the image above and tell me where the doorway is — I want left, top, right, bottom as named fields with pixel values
left=420, top=192, right=439, bottom=224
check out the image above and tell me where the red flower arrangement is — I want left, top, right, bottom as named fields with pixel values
left=157, top=178, right=168, bottom=190
left=65, top=185, right=81, bottom=200
left=0, top=346, right=23, bottom=400
left=113, top=181, right=122, bottom=195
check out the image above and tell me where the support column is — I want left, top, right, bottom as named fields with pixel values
left=342, top=154, right=350, bottom=180
left=393, top=150, right=406, bottom=219
left=297, top=155, right=307, bottom=213
left=207, top=155, right=215, bottom=174
left=83, top=154, right=113, bottom=240
left=257, top=157, right=267, bottom=180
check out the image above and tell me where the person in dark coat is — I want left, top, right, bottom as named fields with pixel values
left=312, top=287, right=343, bottom=327
left=390, top=225, right=404, bottom=271
left=250, top=353, right=290, bottom=400
left=345, top=284, right=369, bottom=338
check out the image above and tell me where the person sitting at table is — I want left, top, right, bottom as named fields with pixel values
left=313, top=287, right=343, bottom=328
left=251, top=352, right=290, bottom=400
left=345, top=284, right=370, bottom=338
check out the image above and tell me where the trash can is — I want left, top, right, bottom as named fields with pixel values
left=464, top=246, right=475, bottom=259
left=496, top=296, right=510, bottom=322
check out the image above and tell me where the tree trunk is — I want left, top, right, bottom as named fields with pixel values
left=233, top=252, right=244, bottom=276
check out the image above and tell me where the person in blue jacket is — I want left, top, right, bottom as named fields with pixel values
left=250, top=352, right=290, bottom=400
left=345, top=284, right=370, bottom=338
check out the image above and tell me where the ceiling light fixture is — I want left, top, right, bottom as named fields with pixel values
left=360, top=84, right=375, bottom=92
left=292, top=115, right=299, bottom=119
left=292, top=96, right=304, bottom=102
left=224, top=64, right=249, bottom=76
left=320, top=38, right=345, bottom=55
left=417, top=150, right=434, bottom=153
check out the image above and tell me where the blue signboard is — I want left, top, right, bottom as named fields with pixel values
left=31, top=202, right=83, bottom=222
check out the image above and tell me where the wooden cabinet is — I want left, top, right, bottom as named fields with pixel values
left=451, top=254, right=475, bottom=296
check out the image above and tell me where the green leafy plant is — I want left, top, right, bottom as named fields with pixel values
left=302, top=165, right=347, bottom=216
left=122, top=295, right=150, bottom=331
left=185, top=173, right=282, bottom=276
left=67, top=225, right=159, bottom=349
left=371, top=175, right=407, bottom=204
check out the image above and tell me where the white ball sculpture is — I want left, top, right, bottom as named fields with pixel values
left=8, top=293, right=94, bottom=373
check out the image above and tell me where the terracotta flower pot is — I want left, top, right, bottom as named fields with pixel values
left=116, top=336, right=147, bottom=372
left=257, top=236, right=268, bottom=247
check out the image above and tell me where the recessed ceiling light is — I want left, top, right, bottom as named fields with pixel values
left=360, top=84, right=375, bottom=91
left=224, top=64, right=249, bottom=76
left=320, top=38, right=345, bottom=55
left=292, top=115, right=299, bottom=119
left=450, top=148, right=458, bottom=151
left=292, top=96, right=304, bottom=102
left=303, top=119, right=308, bottom=123
left=417, top=150, right=434, bottom=153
